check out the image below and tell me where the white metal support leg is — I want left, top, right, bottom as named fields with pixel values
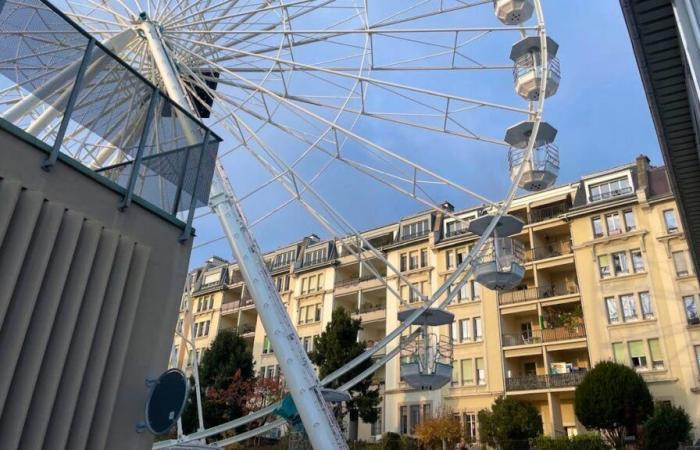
left=137, top=15, right=347, bottom=450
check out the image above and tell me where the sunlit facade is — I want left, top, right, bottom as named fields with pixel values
left=171, top=155, right=700, bottom=441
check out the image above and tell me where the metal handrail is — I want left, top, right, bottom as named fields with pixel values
left=589, top=186, right=634, bottom=202
left=498, top=284, right=579, bottom=305
left=502, top=323, right=585, bottom=347
left=505, top=370, right=587, bottom=391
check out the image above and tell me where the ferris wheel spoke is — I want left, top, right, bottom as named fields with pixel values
left=170, top=38, right=498, bottom=206
left=368, top=0, right=489, bottom=29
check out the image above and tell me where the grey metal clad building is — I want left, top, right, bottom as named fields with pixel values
left=620, top=0, right=700, bottom=271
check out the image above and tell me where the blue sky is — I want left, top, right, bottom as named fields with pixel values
left=188, top=1, right=661, bottom=267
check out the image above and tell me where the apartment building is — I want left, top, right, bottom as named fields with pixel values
left=171, top=155, right=700, bottom=441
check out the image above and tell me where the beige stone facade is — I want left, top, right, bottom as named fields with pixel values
left=171, top=156, right=700, bottom=441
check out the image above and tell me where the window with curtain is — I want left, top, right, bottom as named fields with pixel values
left=409, top=405, right=421, bottom=434
left=461, top=359, right=473, bottom=385
left=640, top=292, right=653, bottom=319
left=663, top=209, right=678, bottom=233
left=624, top=210, right=636, bottom=231
left=421, top=249, right=428, bottom=267
left=612, top=252, right=628, bottom=274
left=473, top=317, right=483, bottom=340
left=592, top=216, right=604, bottom=238
left=598, top=255, right=611, bottom=278
left=612, top=342, right=626, bottom=364
left=460, top=319, right=470, bottom=342
left=605, top=297, right=619, bottom=323
left=683, top=295, right=698, bottom=324
left=621, top=294, right=637, bottom=321
left=629, top=340, right=647, bottom=369
left=446, top=250, right=455, bottom=270
left=673, top=251, right=689, bottom=276
left=631, top=250, right=645, bottom=272
left=606, top=212, right=622, bottom=234
left=400, top=406, right=408, bottom=435
left=476, top=358, right=486, bottom=385
left=648, top=338, right=664, bottom=369
left=463, top=413, right=477, bottom=441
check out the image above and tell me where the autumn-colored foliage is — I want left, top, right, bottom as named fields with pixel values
left=414, top=410, right=462, bottom=450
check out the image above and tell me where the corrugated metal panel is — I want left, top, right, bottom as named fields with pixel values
left=0, top=174, right=155, bottom=450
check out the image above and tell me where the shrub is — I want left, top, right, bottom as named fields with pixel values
left=641, top=403, right=693, bottom=450
left=378, top=432, right=401, bottom=450
left=574, top=361, right=653, bottom=448
left=478, top=396, right=543, bottom=450
left=534, top=434, right=608, bottom=450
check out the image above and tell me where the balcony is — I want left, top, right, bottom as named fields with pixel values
left=505, top=371, right=587, bottom=391
left=529, top=240, right=573, bottom=261
left=353, top=304, right=387, bottom=323
left=220, top=301, right=240, bottom=314
left=502, top=324, right=586, bottom=347
left=444, top=227, right=471, bottom=239
left=499, top=284, right=579, bottom=306
left=529, top=203, right=569, bottom=223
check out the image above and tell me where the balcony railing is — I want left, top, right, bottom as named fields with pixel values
left=0, top=0, right=222, bottom=231
left=529, top=240, right=573, bottom=261
left=220, top=301, right=240, bottom=313
left=334, top=274, right=379, bottom=288
left=505, top=370, right=587, bottom=391
left=529, top=203, right=569, bottom=223
left=502, top=324, right=586, bottom=347
left=589, top=186, right=634, bottom=202
left=400, top=229, right=430, bottom=241
left=355, top=304, right=386, bottom=314
left=444, top=227, right=471, bottom=239
left=498, top=284, right=579, bottom=305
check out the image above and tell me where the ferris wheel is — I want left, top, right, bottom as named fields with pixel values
left=0, top=0, right=559, bottom=448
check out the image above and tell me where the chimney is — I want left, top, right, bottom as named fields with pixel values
left=636, top=154, right=650, bottom=196
left=441, top=201, right=455, bottom=212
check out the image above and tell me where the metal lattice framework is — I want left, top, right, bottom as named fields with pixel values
left=0, top=0, right=556, bottom=448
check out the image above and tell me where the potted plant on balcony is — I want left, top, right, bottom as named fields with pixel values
left=542, top=304, right=583, bottom=341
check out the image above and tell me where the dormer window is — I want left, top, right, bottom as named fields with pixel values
left=401, top=219, right=429, bottom=240
left=273, top=249, right=296, bottom=269
left=303, top=247, right=327, bottom=266
left=588, top=176, right=632, bottom=202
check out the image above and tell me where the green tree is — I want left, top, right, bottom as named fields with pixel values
left=181, top=329, right=255, bottom=433
left=641, top=403, right=692, bottom=450
left=308, top=307, right=380, bottom=438
left=478, top=395, right=543, bottom=450
left=574, top=361, right=653, bottom=449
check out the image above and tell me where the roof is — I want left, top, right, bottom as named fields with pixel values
left=620, top=0, right=700, bottom=272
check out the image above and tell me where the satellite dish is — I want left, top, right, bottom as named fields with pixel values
left=143, top=369, right=189, bottom=435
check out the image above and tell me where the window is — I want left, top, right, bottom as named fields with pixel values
left=473, top=317, right=483, bottom=341
left=308, top=275, right=317, bottom=292
left=460, top=359, right=473, bottom=385
left=409, top=405, right=421, bottom=434
left=203, top=320, right=210, bottom=336
left=598, top=255, right=611, bottom=278
left=400, top=406, right=408, bottom=435
left=262, top=336, right=272, bottom=354
left=176, top=319, right=183, bottom=333
left=459, top=319, right=470, bottom=342
left=673, top=251, right=689, bottom=276
left=422, top=404, right=431, bottom=422
left=371, top=408, right=383, bottom=436
left=463, top=413, right=477, bottom=441
left=402, top=219, right=429, bottom=239
left=303, top=248, right=327, bottom=266
left=301, top=278, right=308, bottom=294
left=588, top=176, right=631, bottom=202
left=612, top=252, right=628, bottom=274
left=606, top=213, right=622, bottom=235
left=695, top=346, right=700, bottom=374
left=592, top=217, right=604, bottom=238
left=400, top=254, right=407, bottom=272
left=273, top=250, right=296, bottom=268
left=317, top=273, right=324, bottom=290
left=457, top=283, right=468, bottom=302
left=420, top=249, right=428, bottom=268
left=476, top=358, right=486, bottom=385
left=640, top=292, right=654, bottom=319
left=683, top=295, right=699, bottom=324
left=315, top=303, right=322, bottom=322
left=605, top=297, right=619, bottom=323
left=303, top=336, right=312, bottom=353
left=624, top=210, right=636, bottom=231
left=663, top=209, right=678, bottom=233
left=648, top=338, right=664, bottom=369
left=631, top=250, right=645, bottom=273
left=409, top=251, right=419, bottom=270
left=612, top=342, right=627, bottom=364
left=451, top=322, right=459, bottom=344
left=629, top=340, right=647, bottom=369
left=471, top=280, right=481, bottom=300
left=446, top=251, right=455, bottom=270
left=621, top=294, right=637, bottom=321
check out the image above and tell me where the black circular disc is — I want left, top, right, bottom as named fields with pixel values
left=145, top=369, right=189, bottom=435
